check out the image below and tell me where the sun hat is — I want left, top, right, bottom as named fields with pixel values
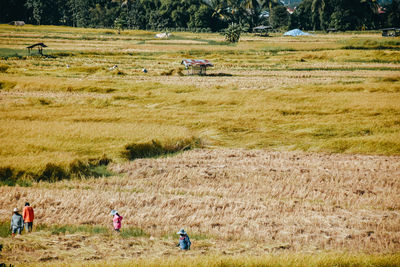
left=177, top=229, right=187, bottom=235
left=13, top=208, right=19, bottom=212
left=110, top=209, right=118, bottom=216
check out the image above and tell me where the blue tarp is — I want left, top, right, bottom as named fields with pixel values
left=283, top=29, right=311, bottom=36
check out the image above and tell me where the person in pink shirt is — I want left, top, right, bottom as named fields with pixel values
left=110, top=209, right=123, bottom=232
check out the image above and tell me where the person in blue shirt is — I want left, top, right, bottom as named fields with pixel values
left=176, top=229, right=191, bottom=250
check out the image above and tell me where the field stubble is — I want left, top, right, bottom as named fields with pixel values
left=0, top=149, right=399, bottom=265
left=0, top=25, right=400, bottom=265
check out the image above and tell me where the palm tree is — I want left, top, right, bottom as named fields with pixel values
left=311, top=0, right=325, bottom=30
left=244, top=0, right=262, bottom=27
left=204, top=0, right=227, bottom=20
left=259, top=0, right=279, bottom=11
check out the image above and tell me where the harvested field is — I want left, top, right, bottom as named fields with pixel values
left=1, top=25, right=400, bottom=266
left=0, top=149, right=399, bottom=265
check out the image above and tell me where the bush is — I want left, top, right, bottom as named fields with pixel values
left=37, top=163, right=69, bottom=183
left=0, top=167, right=24, bottom=186
left=0, top=64, right=9, bottom=73
left=0, top=155, right=113, bottom=187
left=69, top=159, right=92, bottom=178
left=224, top=23, right=242, bottom=43
left=0, top=81, right=16, bottom=90
left=121, top=137, right=202, bottom=161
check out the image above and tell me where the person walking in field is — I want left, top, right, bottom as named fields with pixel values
left=10, top=208, right=24, bottom=237
left=23, top=202, right=34, bottom=233
left=176, top=229, right=191, bottom=250
left=111, top=209, right=123, bottom=232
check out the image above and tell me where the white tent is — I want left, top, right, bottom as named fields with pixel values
left=283, top=29, right=311, bottom=36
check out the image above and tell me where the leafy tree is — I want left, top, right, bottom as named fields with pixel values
left=289, top=0, right=313, bottom=30
left=259, top=0, right=280, bottom=11
left=386, top=0, right=400, bottom=27
left=270, top=5, right=289, bottom=29
left=114, top=17, right=124, bottom=33
left=25, top=0, right=44, bottom=25
left=0, top=0, right=28, bottom=23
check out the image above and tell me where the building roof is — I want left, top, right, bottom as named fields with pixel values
left=181, top=59, right=213, bottom=68
left=26, top=43, right=47, bottom=49
left=253, top=25, right=273, bottom=30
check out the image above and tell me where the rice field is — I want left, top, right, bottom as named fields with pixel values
left=0, top=24, right=400, bottom=266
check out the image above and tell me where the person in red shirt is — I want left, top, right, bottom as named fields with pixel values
left=23, top=202, right=34, bottom=233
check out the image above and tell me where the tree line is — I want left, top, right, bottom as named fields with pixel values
left=0, top=0, right=399, bottom=32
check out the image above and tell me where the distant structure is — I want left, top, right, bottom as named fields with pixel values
left=9, top=21, right=25, bottom=26
left=26, top=43, right=47, bottom=55
left=381, top=28, right=400, bottom=37
left=181, top=59, right=213, bottom=75
left=253, top=25, right=273, bottom=37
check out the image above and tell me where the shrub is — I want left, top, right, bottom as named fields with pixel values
left=0, top=167, right=23, bottom=186
left=1, top=155, right=113, bottom=186
left=88, top=154, right=112, bottom=166
left=121, top=137, right=202, bottom=160
left=224, top=23, right=242, bottom=43
left=0, top=64, right=9, bottom=73
left=37, top=163, right=69, bottom=183
left=69, top=159, right=92, bottom=178
left=0, top=81, right=16, bottom=90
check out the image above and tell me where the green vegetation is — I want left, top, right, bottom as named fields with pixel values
left=0, top=221, right=10, bottom=238
left=121, top=138, right=203, bottom=160
left=120, top=227, right=149, bottom=239
left=0, top=221, right=148, bottom=238
left=2, top=0, right=399, bottom=32
left=36, top=224, right=110, bottom=236
left=0, top=155, right=112, bottom=186
left=224, top=23, right=242, bottom=43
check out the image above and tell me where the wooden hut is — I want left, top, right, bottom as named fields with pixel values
left=181, top=59, right=213, bottom=75
left=26, top=43, right=47, bottom=55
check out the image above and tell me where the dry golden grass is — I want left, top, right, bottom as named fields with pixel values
left=1, top=25, right=400, bottom=265
left=0, top=149, right=399, bottom=265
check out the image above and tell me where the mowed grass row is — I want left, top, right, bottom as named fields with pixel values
left=0, top=24, right=400, bottom=172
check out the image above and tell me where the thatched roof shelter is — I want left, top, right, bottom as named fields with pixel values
left=26, top=43, right=47, bottom=55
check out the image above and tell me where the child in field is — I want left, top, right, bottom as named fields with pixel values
left=111, top=209, right=123, bottom=232
left=176, top=229, right=191, bottom=250
left=10, top=208, right=24, bottom=237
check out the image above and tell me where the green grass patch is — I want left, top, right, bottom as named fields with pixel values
left=0, top=221, right=11, bottom=238
left=120, top=227, right=149, bottom=238
left=121, top=137, right=203, bottom=161
left=36, top=224, right=109, bottom=235
left=0, top=48, right=27, bottom=59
